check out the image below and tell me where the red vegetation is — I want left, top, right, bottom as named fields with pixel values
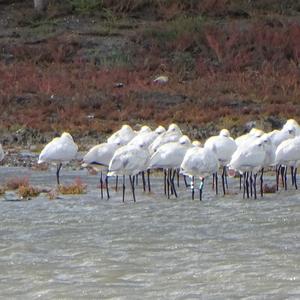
left=1, top=2, right=300, bottom=142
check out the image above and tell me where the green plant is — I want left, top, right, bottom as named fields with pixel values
left=68, top=0, right=104, bottom=12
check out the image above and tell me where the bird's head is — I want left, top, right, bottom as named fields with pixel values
left=219, top=129, right=230, bottom=137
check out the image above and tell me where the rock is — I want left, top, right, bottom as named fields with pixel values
left=4, top=191, right=21, bottom=201
left=153, top=76, right=168, bottom=84
left=114, top=82, right=124, bottom=88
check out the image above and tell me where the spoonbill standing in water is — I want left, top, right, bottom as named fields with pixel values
left=204, top=129, right=237, bottom=195
left=38, top=132, right=78, bottom=185
left=228, top=139, right=266, bottom=199
left=148, top=135, right=192, bottom=198
left=275, top=136, right=300, bottom=190
left=128, top=125, right=166, bottom=191
left=108, top=142, right=150, bottom=202
left=181, top=145, right=219, bottom=201
left=83, top=139, right=122, bottom=198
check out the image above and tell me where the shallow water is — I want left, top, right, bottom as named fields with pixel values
left=1, top=167, right=300, bottom=299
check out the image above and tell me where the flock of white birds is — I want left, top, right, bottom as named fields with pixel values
left=1, top=118, right=300, bottom=202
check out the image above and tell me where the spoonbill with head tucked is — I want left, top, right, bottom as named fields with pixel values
left=149, top=123, right=182, bottom=155
left=128, top=125, right=166, bottom=192
left=275, top=136, right=300, bottom=190
left=107, top=124, right=136, bottom=145
left=83, top=139, right=122, bottom=198
left=108, top=142, right=150, bottom=202
left=149, top=135, right=192, bottom=198
left=181, top=145, right=219, bottom=201
left=204, top=129, right=237, bottom=195
left=228, top=138, right=266, bottom=199
left=38, top=132, right=78, bottom=185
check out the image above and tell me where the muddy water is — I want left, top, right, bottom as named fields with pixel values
left=0, top=167, right=300, bottom=299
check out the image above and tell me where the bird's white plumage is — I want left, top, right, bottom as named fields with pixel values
left=148, top=135, right=191, bottom=169
left=137, top=125, right=152, bottom=134
left=149, top=123, right=182, bottom=154
left=228, top=139, right=266, bottom=174
left=258, top=133, right=276, bottom=168
left=107, top=124, right=136, bottom=145
left=128, top=126, right=165, bottom=148
left=270, top=119, right=300, bottom=147
left=235, top=128, right=264, bottom=147
left=181, top=146, right=219, bottom=178
left=108, top=143, right=150, bottom=176
left=38, top=132, right=78, bottom=164
left=204, top=129, right=237, bottom=166
left=83, top=141, right=121, bottom=167
left=275, top=136, right=300, bottom=166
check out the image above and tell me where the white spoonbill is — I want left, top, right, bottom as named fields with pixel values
left=148, top=135, right=192, bottom=198
left=204, top=129, right=237, bottom=194
left=108, top=142, right=150, bottom=202
left=128, top=125, right=166, bottom=192
left=275, top=136, right=300, bottom=190
left=38, top=132, right=78, bottom=185
left=181, top=145, right=219, bottom=200
left=128, top=125, right=165, bottom=148
left=228, top=139, right=266, bottom=199
left=83, top=139, right=122, bottom=198
left=107, top=124, right=136, bottom=145
left=149, top=123, right=182, bottom=154
left=270, top=119, right=299, bottom=147
left=235, top=128, right=264, bottom=147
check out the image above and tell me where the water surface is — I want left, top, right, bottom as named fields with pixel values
left=0, top=167, right=300, bottom=299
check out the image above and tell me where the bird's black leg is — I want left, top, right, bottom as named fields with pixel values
left=105, top=174, right=110, bottom=199
left=294, top=167, right=298, bottom=190
left=224, top=166, right=229, bottom=190
left=276, top=165, right=281, bottom=191
left=115, top=175, right=118, bottom=191
left=243, top=172, right=246, bottom=199
left=167, top=169, right=170, bottom=199
left=284, top=166, right=287, bottom=190
left=281, top=165, right=285, bottom=188
left=176, top=169, right=180, bottom=187
left=129, top=175, right=136, bottom=202
left=142, top=171, right=146, bottom=192
left=56, top=162, right=62, bottom=185
left=122, top=175, right=125, bottom=202
left=215, top=172, right=218, bottom=195
left=260, top=168, right=264, bottom=197
left=147, top=169, right=151, bottom=192
left=253, top=173, right=257, bottom=199
left=291, top=166, right=295, bottom=186
left=250, top=172, right=253, bottom=198
left=222, top=166, right=226, bottom=195
left=199, top=178, right=204, bottom=201
left=164, top=169, right=167, bottom=195
left=184, top=175, right=189, bottom=187
left=100, top=171, right=103, bottom=199
left=246, top=172, right=250, bottom=199
left=171, top=169, right=178, bottom=198
left=240, top=174, right=242, bottom=191
left=191, top=176, right=195, bottom=200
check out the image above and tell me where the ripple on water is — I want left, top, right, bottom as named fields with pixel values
left=0, top=168, right=300, bottom=298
